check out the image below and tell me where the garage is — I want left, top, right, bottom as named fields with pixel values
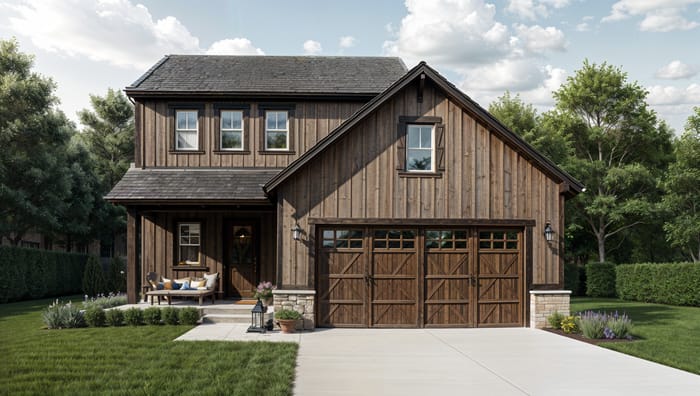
left=316, top=227, right=524, bottom=328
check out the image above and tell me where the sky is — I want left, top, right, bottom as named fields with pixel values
left=0, top=0, right=698, bottom=134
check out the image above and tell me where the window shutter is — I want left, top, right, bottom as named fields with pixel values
left=436, top=124, right=445, bottom=171
left=396, top=122, right=406, bottom=170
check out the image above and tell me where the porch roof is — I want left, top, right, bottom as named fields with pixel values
left=105, top=168, right=280, bottom=204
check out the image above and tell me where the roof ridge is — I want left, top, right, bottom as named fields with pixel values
left=128, top=55, right=170, bottom=88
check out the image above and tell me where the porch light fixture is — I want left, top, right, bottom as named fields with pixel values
left=544, top=221, right=555, bottom=243
left=247, top=299, right=266, bottom=333
left=292, top=223, right=302, bottom=241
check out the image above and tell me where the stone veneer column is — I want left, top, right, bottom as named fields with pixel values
left=272, top=289, right=315, bottom=330
left=529, top=290, right=571, bottom=329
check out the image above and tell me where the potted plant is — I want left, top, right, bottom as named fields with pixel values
left=275, top=309, right=302, bottom=333
left=253, top=281, right=276, bottom=308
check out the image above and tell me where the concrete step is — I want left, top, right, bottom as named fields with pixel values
left=200, top=304, right=257, bottom=316
left=203, top=311, right=274, bottom=324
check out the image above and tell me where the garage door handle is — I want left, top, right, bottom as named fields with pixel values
left=363, top=273, right=372, bottom=284
left=467, top=275, right=477, bottom=286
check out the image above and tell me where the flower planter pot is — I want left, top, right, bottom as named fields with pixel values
left=278, top=319, right=298, bottom=333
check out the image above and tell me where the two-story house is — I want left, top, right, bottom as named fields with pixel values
left=107, top=55, right=583, bottom=329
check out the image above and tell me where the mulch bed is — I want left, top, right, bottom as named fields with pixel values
left=543, top=328, right=636, bottom=345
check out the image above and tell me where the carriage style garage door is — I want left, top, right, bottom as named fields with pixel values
left=317, top=227, right=524, bottom=328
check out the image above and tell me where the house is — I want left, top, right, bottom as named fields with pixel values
left=106, top=55, right=583, bottom=329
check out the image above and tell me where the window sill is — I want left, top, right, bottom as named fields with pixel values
left=213, top=150, right=251, bottom=155
left=258, top=150, right=296, bottom=155
left=398, top=171, right=443, bottom=178
left=169, top=150, right=206, bottom=155
left=171, top=265, right=209, bottom=271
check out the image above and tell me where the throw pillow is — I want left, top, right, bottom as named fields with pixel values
left=190, top=279, right=205, bottom=288
left=203, top=273, right=218, bottom=289
left=162, top=277, right=173, bottom=290
left=181, top=281, right=191, bottom=290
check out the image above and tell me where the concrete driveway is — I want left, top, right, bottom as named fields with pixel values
left=294, top=328, right=700, bottom=395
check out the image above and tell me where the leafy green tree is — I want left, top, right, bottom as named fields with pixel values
left=0, top=38, right=74, bottom=244
left=77, top=89, right=134, bottom=254
left=662, top=107, right=700, bottom=262
left=489, top=91, right=573, bottom=165
left=551, top=60, right=672, bottom=262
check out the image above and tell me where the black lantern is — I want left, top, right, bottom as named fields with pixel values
left=544, top=221, right=555, bottom=243
left=247, top=299, right=266, bottom=333
left=292, top=223, right=302, bottom=241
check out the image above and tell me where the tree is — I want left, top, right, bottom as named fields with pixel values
left=0, top=39, right=74, bottom=244
left=489, top=91, right=573, bottom=165
left=77, top=89, right=134, bottom=254
left=551, top=60, right=672, bottom=262
left=662, top=107, right=700, bottom=261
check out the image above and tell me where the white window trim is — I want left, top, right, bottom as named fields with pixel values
left=175, top=110, right=199, bottom=151
left=178, top=222, right=201, bottom=265
left=265, top=110, right=290, bottom=151
left=220, top=110, right=244, bottom=151
left=406, top=124, right=435, bottom=172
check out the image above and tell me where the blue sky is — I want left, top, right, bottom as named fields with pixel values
left=1, top=0, right=698, bottom=134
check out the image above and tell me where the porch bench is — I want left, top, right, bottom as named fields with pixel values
left=146, top=289, right=215, bottom=306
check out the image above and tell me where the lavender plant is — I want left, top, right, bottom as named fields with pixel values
left=606, top=311, right=633, bottom=339
left=42, top=300, right=86, bottom=329
left=577, top=311, right=607, bottom=339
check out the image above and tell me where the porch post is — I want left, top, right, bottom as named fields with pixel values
left=126, top=207, right=140, bottom=304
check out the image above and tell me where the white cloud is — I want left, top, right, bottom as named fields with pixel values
left=575, top=23, right=590, bottom=31
left=383, top=0, right=512, bottom=67
left=303, top=39, right=322, bottom=55
left=460, top=59, right=545, bottom=91
left=647, top=83, right=700, bottom=105
left=603, top=0, right=700, bottom=32
left=655, top=60, right=698, bottom=79
left=506, top=0, right=570, bottom=20
left=206, top=39, right=265, bottom=55
left=514, top=24, right=566, bottom=53
left=339, top=36, right=356, bottom=48
left=4, top=0, right=264, bottom=69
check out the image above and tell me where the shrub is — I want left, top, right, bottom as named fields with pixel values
left=585, top=262, right=616, bottom=297
left=105, top=309, right=124, bottom=326
left=124, top=308, right=144, bottom=326
left=82, top=255, right=107, bottom=297
left=560, top=316, right=577, bottom=334
left=162, top=307, right=179, bottom=325
left=275, top=309, right=302, bottom=320
left=143, top=307, right=162, bottom=325
left=0, top=246, right=87, bottom=303
left=547, top=311, right=564, bottom=329
left=616, top=262, right=700, bottom=306
left=178, top=307, right=200, bottom=325
left=578, top=311, right=608, bottom=339
left=82, top=294, right=127, bottom=310
left=106, top=256, right=126, bottom=294
left=84, top=307, right=106, bottom=327
left=564, top=262, right=586, bottom=296
left=42, top=300, right=85, bottom=329
left=606, top=311, right=633, bottom=339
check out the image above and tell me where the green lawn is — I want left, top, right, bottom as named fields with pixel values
left=571, top=297, right=700, bottom=375
left=0, top=297, right=298, bottom=395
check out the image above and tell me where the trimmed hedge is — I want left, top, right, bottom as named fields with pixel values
left=564, top=262, right=586, bottom=296
left=616, top=262, right=700, bottom=306
left=0, top=246, right=88, bottom=303
left=585, top=262, right=616, bottom=297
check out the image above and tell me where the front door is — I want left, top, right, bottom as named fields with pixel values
left=226, top=223, right=258, bottom=298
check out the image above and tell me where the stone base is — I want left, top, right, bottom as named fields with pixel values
left=529, top=290, right=571, bottom=329
left=272, top=289, right=315, bottom=330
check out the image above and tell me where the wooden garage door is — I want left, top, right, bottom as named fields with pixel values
left=317, top=226, right=523, bottom=328
left=476, top=230, right=522, bottom=327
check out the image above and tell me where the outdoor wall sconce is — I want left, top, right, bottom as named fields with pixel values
left=292, top=223, right=302, bottom=241
left=247, top=299, right=266, bottom=333
left=544, top=221, right=555, bottom=243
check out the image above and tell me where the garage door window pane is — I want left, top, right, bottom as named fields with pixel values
left=322, top=229, right=363, bottom=250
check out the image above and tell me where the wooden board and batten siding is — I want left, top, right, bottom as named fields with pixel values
left=277, top=78, right=566, bottom=327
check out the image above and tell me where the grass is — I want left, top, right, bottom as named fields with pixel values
left=0, top=297, right=298, bottom=395
left=571, top=297, right=700, bottom=375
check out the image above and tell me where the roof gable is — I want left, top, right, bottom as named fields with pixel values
left=126, top=55, right=407, bottom=96
left=264, top=62, right=583, bottom=195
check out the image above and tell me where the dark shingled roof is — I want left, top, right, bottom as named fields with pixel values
left=126, top=55, right=407, bottom=95
left=105, top=168, right=280, bottom=203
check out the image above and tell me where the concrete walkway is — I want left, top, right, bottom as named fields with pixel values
left=176, top=325, right=700, bottom=395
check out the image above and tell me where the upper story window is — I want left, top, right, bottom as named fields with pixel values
left=406, top=124, right=434, bottom=172
left=396, top=116, right=444, bottom=175
left=265, top=110, right=289, bottom=150
left=175, top=110, right=199, bottom=151
left=220, top=110, right=244, bottom=150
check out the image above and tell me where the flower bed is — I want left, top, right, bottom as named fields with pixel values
left=546, top=309, right=635, bottom=342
